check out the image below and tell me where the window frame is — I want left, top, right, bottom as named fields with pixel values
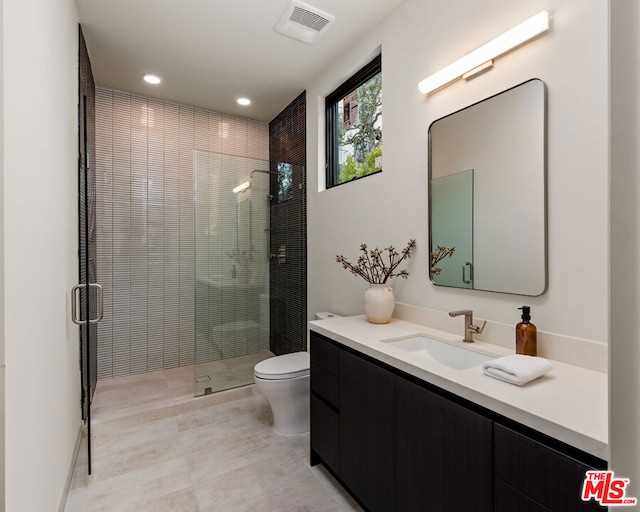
left=325, top=54, right=382, bottom=189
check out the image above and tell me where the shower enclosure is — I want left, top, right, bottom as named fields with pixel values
left=194, top=150, right=273, bottom=395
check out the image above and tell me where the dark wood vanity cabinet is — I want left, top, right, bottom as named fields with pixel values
left=310, top=333, right=340, bottom=470
left=494, top=424, right=606, bottom=511
left=309, top=331, right=606, bottom=512
left=340, top=349, right=396, bottom=512
left=310, top=332, right=395, bottom=512
left=396, top=377, right=493, bottom=512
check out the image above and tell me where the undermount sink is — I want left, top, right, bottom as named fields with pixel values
left=382, top=335, right=495, bottom=370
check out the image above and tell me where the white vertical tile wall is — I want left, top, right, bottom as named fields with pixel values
left=95, top=88, right=113, bottom=379
left=95, top=88, right=269, bottom=378
left=179, top=105, right=195, bottom=367
left=147, top=98, right=165, bottom=372
left=111, top=90, right=132, bottom=377
left=163, top=101, right=181, bottom=370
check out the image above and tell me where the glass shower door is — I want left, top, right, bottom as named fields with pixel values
left=194, top=150, right=272, bottom=396
left=74, top=27, right=101, bottom=475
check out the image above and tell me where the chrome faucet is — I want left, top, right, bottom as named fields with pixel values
left=449, top=310, right=486, bottom=343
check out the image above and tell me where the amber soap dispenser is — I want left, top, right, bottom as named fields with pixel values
left=516, top=306, right=537, bottom=356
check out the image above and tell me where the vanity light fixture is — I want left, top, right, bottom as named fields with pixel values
left=462, top=60, right=494, bottom=80
left=233, top=181, right=251, bottom=194
left=418, top=10, right=549, bottom=95
left=143, top=74, right=161, bottom=85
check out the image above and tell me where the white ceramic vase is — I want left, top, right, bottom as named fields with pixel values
left=364, top=283, right=395, bottom=324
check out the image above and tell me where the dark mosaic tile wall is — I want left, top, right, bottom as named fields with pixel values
left=95, top=88, right=268, bottom=378
left=269, top=91, right=307, bottom=355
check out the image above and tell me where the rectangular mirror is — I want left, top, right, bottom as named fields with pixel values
left=429, top=79, right=547, bottom=296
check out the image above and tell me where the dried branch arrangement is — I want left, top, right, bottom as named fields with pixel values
left=336, top=239, right=417, bottom=284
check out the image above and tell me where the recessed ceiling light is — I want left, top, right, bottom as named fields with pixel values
left=144, top=74, right=161, bottom=85
left=237, top=97, right=251, bottom=106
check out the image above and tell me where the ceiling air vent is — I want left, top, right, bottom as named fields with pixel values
left=274, top=0, right=335, bottom=45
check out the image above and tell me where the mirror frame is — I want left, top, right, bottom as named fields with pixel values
left=428, top=78, right=548, bottom=296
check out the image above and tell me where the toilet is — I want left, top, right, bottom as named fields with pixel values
left=254, top=312, right=339, bottom=434
left=254, top=351, right=310, bottom=434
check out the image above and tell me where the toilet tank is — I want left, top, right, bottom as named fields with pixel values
left=315, top=312, right=340, bottom=320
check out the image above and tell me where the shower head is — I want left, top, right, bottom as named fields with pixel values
left=250, top=169, right=281, bottom=179
left=232, top=181, right=251, bottom=194
left=233, top=169, right=281, bottom=193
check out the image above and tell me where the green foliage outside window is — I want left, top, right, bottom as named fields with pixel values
left=338, top=145, right=382, bottom=183
left=326, top=55, right=382, bottom=188
left=337, top=73, right=382, bottom=184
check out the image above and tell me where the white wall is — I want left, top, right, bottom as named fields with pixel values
left=0, top=0, right=5, bottom=506
left=610, top=0, right=640, bottom=495
left=307, top=0, right=608, bottom=345
left=2, top=0, right=81, bottom=510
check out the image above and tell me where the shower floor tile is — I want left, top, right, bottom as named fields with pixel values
left=64, top=366, right=362, bottom=512
left=195, top=350, right=274, bottom=396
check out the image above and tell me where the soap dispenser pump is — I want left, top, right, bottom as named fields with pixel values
left=516, top=306, right=537, bottom=356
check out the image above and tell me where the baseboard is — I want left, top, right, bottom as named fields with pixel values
left=58, top=423, right=83, bottom=512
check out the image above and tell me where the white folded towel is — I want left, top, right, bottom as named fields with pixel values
left=482, top=354, right=552, bottom=386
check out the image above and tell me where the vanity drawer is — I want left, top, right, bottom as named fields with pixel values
left=495, top=478, right=553, bottom=512
left=310, top=332, right=340, bottom=373
left=311, top=394, right=339, bottom=471
left=494, top=424, right=605, bottom=511
left=310, top=333, right=340, bottom=407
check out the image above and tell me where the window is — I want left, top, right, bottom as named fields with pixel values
left=276, top=162, right=293, bottom=202
left=326, top=55, right=382, bottom=188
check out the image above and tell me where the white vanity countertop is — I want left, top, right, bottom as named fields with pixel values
left=308, top=315, right=608, bottom=460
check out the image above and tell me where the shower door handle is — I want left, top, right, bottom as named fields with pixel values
left=462, top=262, right=473, bottom=285
left=71, top=283, right=104, bottom=325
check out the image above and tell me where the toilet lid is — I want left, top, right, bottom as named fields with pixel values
left=254, top=352, right=310, bottom=380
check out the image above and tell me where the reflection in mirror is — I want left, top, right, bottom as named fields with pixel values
left=431, top=169, right=473, bottom=288
left=429, top=79, right=546, bottom=296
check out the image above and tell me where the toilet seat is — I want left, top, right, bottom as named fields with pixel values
left=254, top=352, right=310, bottom=380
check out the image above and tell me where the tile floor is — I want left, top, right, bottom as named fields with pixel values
left=64, top=365, right=363, bottom=512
